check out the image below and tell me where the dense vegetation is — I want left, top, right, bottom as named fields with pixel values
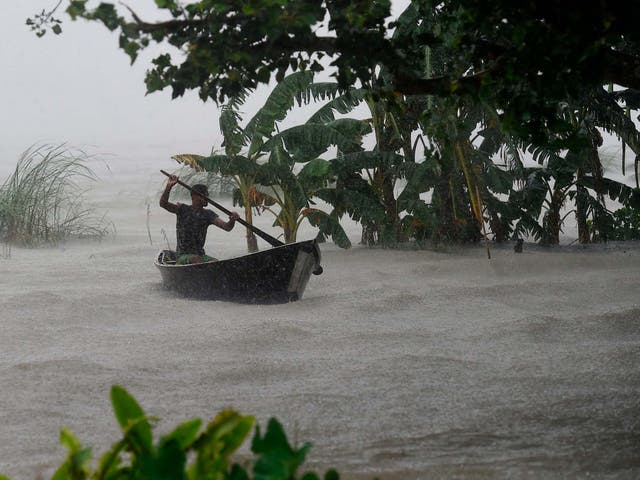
left=0, top=145, right=112, bottom=247
left=0, top=386, right=338, bottom=480
left=29, top=1, right=640, bottom=249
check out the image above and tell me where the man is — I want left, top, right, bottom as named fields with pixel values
left=160, top=174, right=241, bottom=264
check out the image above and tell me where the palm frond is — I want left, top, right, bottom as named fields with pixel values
left=171, top=154, right=207, bottom=171
left=262, top=120, right=370, bottom=161
left=306, top=89, right=368, bottom=124
left=304, top=209, right=352, bottom=248
left=591, top=88, right=640, bottom=154
left=220, top=103, right=248, bottom=156
left=245, top=71, right=315, bottom=148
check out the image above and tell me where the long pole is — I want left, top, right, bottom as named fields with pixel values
left=160, top=170, right=284, bottom=248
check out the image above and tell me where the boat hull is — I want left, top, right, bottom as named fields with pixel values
left=154, top=239, right=322, bottom=303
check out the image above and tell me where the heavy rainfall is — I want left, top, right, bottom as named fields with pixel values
left=1, top=1, right=639, bottom=479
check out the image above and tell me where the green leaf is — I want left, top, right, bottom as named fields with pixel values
left=171, top=154, right=207, bottom=171
left=220, top=103, right=248, bottom=156
left=50, top=427, right=92, bottom=480
left=162, top=418, right=202, bottom=450
left=246, top=71, right=316, bottom=154
left=60, top=428, right=82, bottom=452
left=262, top=123, right=363, bottom=161
left=252, top=418, right=312, bottom=480
left=304, top=209, right=351, bottom=248
left=92, top=3, right=120, bottom=31
left=300, top=473, right=321, bottom=480
left=65, top=1, right=88, bottom=20
left=325, top=472, right=340, bottom=480
left=51, top=436, right=92, bottom=480
left=192, top=154, right=258, bottom=176
left=299, top=159, right=331, bottom=179
left=154, top=0, right=176, bottom=8
left=228, top=464, right=251, bottom=480
left=110, top=386, right=153, bottom=455
left=191, top=410, right=255, bottom=480
left=139, top=440, right=187, bottom=480
left=96, top=438, right=127, bottom=479
left=306, top=89, right=367, bottom=124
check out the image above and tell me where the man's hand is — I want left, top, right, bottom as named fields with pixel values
left=217, top=211, right=241, bottom=231
left=160, top=174, right=180, bottom=213
left=167, top=175, right=179, bottom=188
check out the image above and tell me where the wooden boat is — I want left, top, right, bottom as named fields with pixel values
left=155, top=238, right=323, bottom=303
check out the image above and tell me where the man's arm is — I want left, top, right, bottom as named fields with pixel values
left=213, top=212, right=241, bottom=232
left=160, top=175, right=179, bottom=213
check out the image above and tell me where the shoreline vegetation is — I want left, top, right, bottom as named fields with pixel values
left=0, top=144, right=113, bottom=249
left=1, top=139, right=638, bottom=279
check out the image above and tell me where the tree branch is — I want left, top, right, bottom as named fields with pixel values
left=601, top=49, right=640, bottom=91
left=393, top=68, right=493, bottom=97
left=46, top=0, right=64, bottom=21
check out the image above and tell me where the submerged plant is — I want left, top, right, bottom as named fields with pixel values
left=0, top=144, right=112, bottom=246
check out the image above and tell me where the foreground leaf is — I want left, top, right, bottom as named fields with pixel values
left=252, top=418, right=311, bottom=480
left=110, top=386, right=153, bottom=455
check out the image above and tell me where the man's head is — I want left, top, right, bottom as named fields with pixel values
left=191, top=184, right=209, bottom=208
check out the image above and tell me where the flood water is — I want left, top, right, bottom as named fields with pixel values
left=0, top=156, right=639, bottom=479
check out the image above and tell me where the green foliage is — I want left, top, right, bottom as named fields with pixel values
left=28, top=0, right=640, bottom=249
left=30, top=2, right=640, bottom=248
left=27, top=0, right=640, bottom=213
left=3, top=386, right=336, bottom=480
left=605, top=207, right=640, bottom=241
left=251, top=418, right=310, bottom=480
left=175, top=72, right=363, bottom=248
left=30, top=1, right=640, bottom=144
left=0, top=145, right=113, bottom=246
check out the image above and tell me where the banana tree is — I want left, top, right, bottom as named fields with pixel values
left=254, top=116, right=372, bottom=246
left=174, top=72, right=342, bottom=251
left=507, top=94, right=640, bottom=245
left=175, top=71, right=365, bottom=250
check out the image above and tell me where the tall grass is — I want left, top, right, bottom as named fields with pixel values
left=0, top=144, right=112, bottom=246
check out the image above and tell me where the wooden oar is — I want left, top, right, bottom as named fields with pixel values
left=160, top=170, right=284, bottom=248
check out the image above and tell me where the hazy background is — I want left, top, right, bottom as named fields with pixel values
left=1, top=1, right=219, bottom=176
left=0, top=1, right=409, bottom=177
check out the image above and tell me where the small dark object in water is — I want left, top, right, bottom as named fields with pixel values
left=514, top=238, right=524, bottom=253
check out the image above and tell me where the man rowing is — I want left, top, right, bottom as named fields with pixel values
left=160, top=174, right=240, bottom=264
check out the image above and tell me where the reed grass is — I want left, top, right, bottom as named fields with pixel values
left=0, top=144, right=112, bottom=246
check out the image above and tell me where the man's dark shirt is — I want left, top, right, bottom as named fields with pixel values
left=176, top=203, right=218, bottom=256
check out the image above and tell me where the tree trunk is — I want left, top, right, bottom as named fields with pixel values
left=284, top=227, right=295, bottom=244
left=544, top=188, right=564, bottom=245
left=575, top=171, right=590, bottom=244
left=431, top=175, right=459, bottom=244
left=243, top=202, right=258, bottom=253
left=360, top=223, right=379, bottom=246
left=489, top=213, right=507, bottom=243
left=378, top=168, right=403, bottom=244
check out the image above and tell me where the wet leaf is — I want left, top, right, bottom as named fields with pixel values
left=110, top=386, right=153, bottom=454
